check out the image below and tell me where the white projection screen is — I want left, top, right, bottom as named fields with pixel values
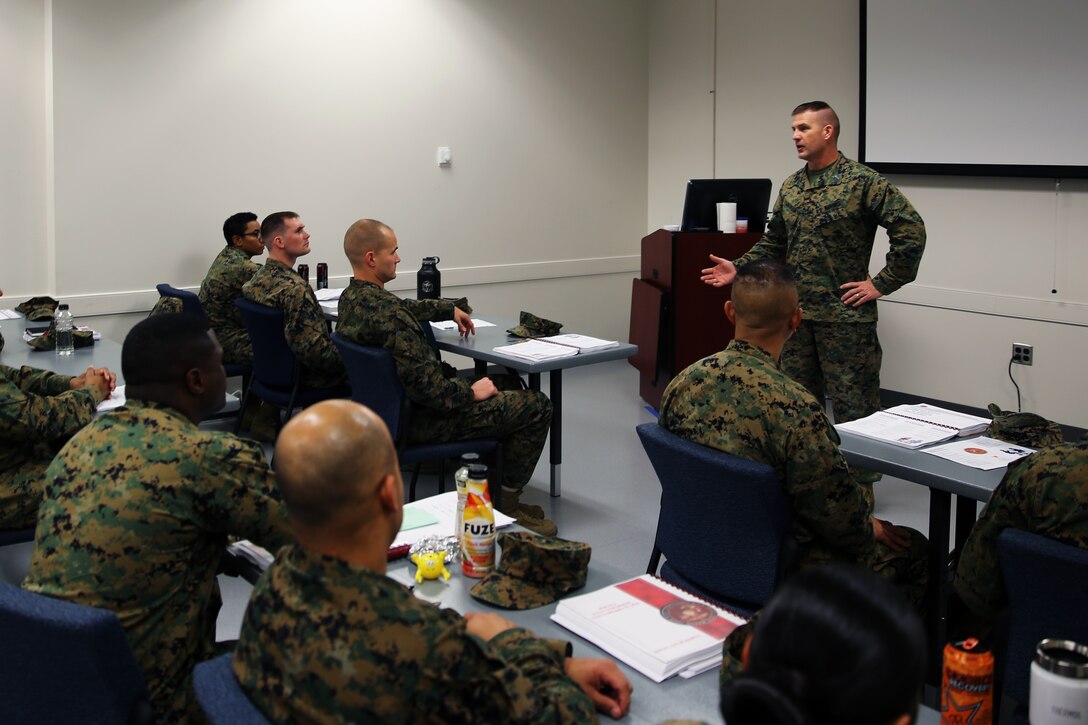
left=860, top=0, right=1088, bottom=178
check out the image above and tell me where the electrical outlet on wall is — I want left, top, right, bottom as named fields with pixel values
left=1012, top=343, right=1033, bottom=366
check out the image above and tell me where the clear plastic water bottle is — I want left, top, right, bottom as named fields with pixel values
left=55, top=303, right=74, bottom=356
left=454, top=453, right=481, bottom=539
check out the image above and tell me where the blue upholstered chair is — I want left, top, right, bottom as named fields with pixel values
left=193, top=653, right=271, bottom=725
left=636, top=422, right=796, bottom=616
left=155, top=283, right=251, bottom=390
left=332, top=333, right=503, bottom=505
left=0, top=581, right=152, bottom=723
left=234, top=299, right=350, bottom=436
left=997, top=528, right=1088, bottom=725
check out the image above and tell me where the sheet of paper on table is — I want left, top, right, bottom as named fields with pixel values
left=921, top=436, right=1035, bottom=470
left=430, top=319, right=496, bottom=330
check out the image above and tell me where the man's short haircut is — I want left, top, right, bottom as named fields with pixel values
left=731, top=259, right=798, bottom=329
left=277, top=412, right=397, bottom=529
left=343, top=219, right=393, bottom=265
left=260, top=211, right=299, bottom=249
left=791, top=100, right=840, bottom=142
left=122, top=313, right=216, bottom=385
left=222, top=212, right=258, bottom=245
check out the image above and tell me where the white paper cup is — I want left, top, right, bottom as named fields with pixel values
left=717, top=202, right=737, bottom=233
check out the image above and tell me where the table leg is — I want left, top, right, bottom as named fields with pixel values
left=549, top=369, right=562, bottom=497
left=925, top=488, right=952, bottom=706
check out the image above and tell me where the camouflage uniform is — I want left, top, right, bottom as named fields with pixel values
left=954, top=441, right=1088, bottom=623
left=0, top=364, right=103, bottom=528
left=242, top=258, right=347, bottom=389
left=337, top=279, right=552, bottom=491
left=659, top=340, right=927, bottom=601
left=22, top=400, right=292, bottom=722
left=734, top=154, right=926, bottom=459
left=199, top=245, right=261, bottom=365
left=233, top=543, right=597, bottom=724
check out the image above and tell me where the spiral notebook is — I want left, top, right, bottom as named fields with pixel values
left=550, top=574, right=747, bottom=682
left=836, top=404, right=990, bottom=450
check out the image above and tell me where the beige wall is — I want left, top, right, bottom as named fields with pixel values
left=6, top=0, right=649, bottom=343
left=6, top=0, right=1087, bottom=427
left=647, top=0, right=1088, bottom=428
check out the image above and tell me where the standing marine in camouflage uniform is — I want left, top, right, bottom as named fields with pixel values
left=241, top=211, right=347, bottom=389
left=1, top=363, right=113, bottom=528
left=22, top=314, right=292, bottom=722
left=336, top=219, right=555, bottom=535
left=953, top=441, right=1088, bottom=631
left=198, top=211, right=264, bottom=365
left=703, top=101, right=926, bottom=500
left=234, top=400, right=632, bottom=723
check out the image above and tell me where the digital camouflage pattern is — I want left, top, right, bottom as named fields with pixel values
left=148, top=296, right=182, bottom=316
left=985, top=402, right=1064, bottom=448
left=470, top=532, right=591, bottom=609
left=242, top=258, right=346, bottom=389
left=507, top=311, right=563, bottom=339
left=337, top=279, right=551, bottom=491
left=733, top=153, right=924, bottom=483
left=734, top=154, right=926, bottom=325
left=955, top=441, right=1088, bottom=623
left=233, top=543, right=598, bottom=724
left=659, top=340, right=927, bottom=605
left=782, top=319, right=883, bottom=491
left=198, top=245, right=261, bottom=365
left=14, top=296, right=59, bottom=321
left=25, top=321, right=95, bottom=351
left=22, top=400, right=292, bottom=722
left=0, top=364, right=102, bottom=528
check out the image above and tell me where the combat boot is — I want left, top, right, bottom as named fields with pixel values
left=498, top=488, right=557, bottom=537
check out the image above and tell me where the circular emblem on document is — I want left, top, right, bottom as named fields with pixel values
left=964, top=447, right=987, bottom=454
left=660, top=600, right=718, bottom=626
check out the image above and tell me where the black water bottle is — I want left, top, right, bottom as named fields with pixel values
left=297, top=264, right=309, bottom=285
left=316, top=262, right=328, bottom=290
left=417, top=256, right=441, bottom=300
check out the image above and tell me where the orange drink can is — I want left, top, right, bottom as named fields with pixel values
left=941, top=638, right=994, bottom=725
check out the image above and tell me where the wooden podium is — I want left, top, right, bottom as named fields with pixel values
left=628, top=229, right=762, bottom=409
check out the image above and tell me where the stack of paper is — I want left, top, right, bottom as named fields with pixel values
left=551, top=574, right=746, bottom=682
left=538, top=334, right=618, bottom=352
left=494, top=333, right=618, bottom=362
left=883, top=404, right=990, bottom=437
left=836, top=411, right=958, bottom=449
left=493, top=339, right=580, bottom=362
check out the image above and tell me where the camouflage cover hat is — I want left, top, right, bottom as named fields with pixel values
left=27, top=321, right=95, bottom=351
left=14, top=296, right=59, bottom=321
left=506, top=311, right=562, bottom=339
left=986, top=403, right=1063, bottom=448
left=469, top=532, right=591, bottom=610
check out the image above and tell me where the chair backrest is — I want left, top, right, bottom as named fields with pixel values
left=997, top=528, right=1088, bottom=706
left=156, top=283, right=209, bottom=320
left=0, top=582, right=152, bottom=724
left=636, top=422, right=794, bottom=612
left=193, top=653, right=271, bottom=725
left=235, top=298, right=298, bottom=391
left=331, top=333, right=408, bottom=444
